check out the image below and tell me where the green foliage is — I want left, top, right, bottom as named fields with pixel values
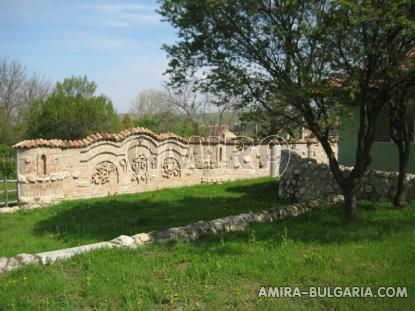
left=121, top=113, right=133, bottom=129
left=239, top=108, right=301, bottom=138
left=133, top=113, right=208, bottom=137
left=133, top=114, right=164, bottom=133
left=54, top=76, right=96, bottom=98
left=25, top=76, right=122, bottom=140
left=159, top=0, right=415, bottom=221
left=173, top=122, right=208, bottom=137
left=0, top=144, right=13, bottom=157
left=0, top=116, right=17, bottom=145
left=0, top=145, right=15, bottom=178
left=159, top=0, right=414, bottom=125
left=0, top=157, right=14, bottom=178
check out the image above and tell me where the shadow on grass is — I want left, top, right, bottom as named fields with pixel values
left=186, top=201, right=415, bottom=253
left=32, top=179, right=282, bottom=243
left=33, top=177, right=414, bottom=248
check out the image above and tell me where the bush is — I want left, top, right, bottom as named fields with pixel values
left=133, top=114, right=208, bottom=137
left=26, top=76, right=122, bottom=140
left=0, top=145, right=15, bottom=179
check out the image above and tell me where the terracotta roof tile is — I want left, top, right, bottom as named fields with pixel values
left=12, top=126, right=328, bottom=149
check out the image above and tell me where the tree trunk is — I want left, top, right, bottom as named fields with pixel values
left=343, top=190, right=357, bottom=222
left=394, top=147, right=410, bottom=208
left=317, top=134, right=359, bottom=223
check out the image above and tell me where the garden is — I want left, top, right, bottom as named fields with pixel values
left=0, top=178, right=414, bottom=310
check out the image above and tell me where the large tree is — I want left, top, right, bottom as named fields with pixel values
left=130, top=85, right=211, bottom=136
left=26, top=76, right=121, bottom=140
left=130, top=89, right=172, bottom=118
left=159, top=0, right=415, bottom=221
left=239, top=105, right=302, bottom=138
left=0, top=56, right=50, bottom=124
left=388, top=82, right=415, bottom=207
left=166, top=81, right=205, bottom=134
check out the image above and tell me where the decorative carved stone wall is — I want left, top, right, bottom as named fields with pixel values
left=131, top=154, right=149, bottom=183
left=162, top=157, right=181, bottom=179
left=91, top=161, right=118, bottom=185
left=13, top=128, right=337, bottom=207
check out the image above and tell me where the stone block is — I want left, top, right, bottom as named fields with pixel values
left=132, top=233, right=152, bottom=244
left=36, top=242, right=115, bottom=264
left=0, top=257, right=20, bottom=272
left=15, top=253, right=39, bottom=265
left=110, top=235, right=135, bottom=247
left=0, top=257, right=8, bottom=272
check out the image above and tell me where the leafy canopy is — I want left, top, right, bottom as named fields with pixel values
left=26, top=76, right=122, bottom=140
left=0, top=144, right=14, bottom=178
left=159, top=0, right=415, bottom=221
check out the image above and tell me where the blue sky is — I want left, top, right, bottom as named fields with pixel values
left=0, top=0, right=176, bottom=112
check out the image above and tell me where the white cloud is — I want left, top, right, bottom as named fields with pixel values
left=122, top=12, right=161, bottom=23
left=0, top=1, right=162, bottom=28
left=78, top=3, right=157, bottom=13
left=45, top=31, right=143, bottom=52
left=76, top=2, right=160, bottom=27
left=103, top=21, right=130, bottom=28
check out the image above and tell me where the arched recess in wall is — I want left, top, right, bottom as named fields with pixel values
left=127, top=137, right=158, bottom=171
left=40, top=154, right=47, bottom=175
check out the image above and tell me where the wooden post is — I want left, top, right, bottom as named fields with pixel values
left=3, top=176, right=7, bottom=208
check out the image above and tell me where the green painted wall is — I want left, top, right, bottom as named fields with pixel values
left=338, top=109, right=415, bottom=173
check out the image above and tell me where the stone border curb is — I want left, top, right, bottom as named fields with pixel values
left=0, top=195, right=343, bottom=274
left=0, top=206, right=20, bottom=214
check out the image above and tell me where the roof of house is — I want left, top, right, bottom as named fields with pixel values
left=330, top=49, right=415, bottom=89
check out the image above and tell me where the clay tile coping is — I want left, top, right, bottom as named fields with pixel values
left=12, top=127, right=330, bottom=150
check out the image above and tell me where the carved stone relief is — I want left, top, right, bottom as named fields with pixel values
left=119, top=159, right=128, bottom=173
left=131, top=154, right=149, bottom=183
left=91, top=161, right=118, bottom=185
left=18, top=172, right=69, bottom=183
left=162, top=157, right=181, bottom=179
left=151, top=157, right=158, bottom=169
left=127, top=138, right=158, bottom=183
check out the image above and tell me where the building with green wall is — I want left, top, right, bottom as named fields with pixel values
left=338, top=105, right=415, bottom=173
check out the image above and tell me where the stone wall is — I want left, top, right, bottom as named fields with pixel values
left=12, top=127, right=338, bottom=208
left=279, top=151, right=415, bottom=203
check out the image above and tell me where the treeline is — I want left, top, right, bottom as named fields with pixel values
left=0, top=57, right=124, bottom=179
left=0, top=57, right=243, bottom=149
left=126, top=84, right=239, bottom=137
left=0, top=57, right=122, bottom=145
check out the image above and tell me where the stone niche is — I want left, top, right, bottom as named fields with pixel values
left=17, top=147, right=66, bottom=205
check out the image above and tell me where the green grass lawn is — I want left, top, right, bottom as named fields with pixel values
left=0, top=177, right=282, bottom=257
left=0, top=178, right=414, bottom=310
left=0, top=200, right=414, bottom=310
